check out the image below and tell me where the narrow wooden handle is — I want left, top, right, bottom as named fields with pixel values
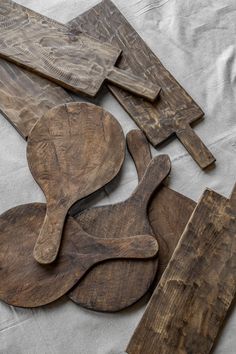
left=87, top=235, right=159, bottom=267
left=176, top=123, right=215, bottom=169
left=33, top=205, right=67, bottom=264
left=106, top=67, right=161, bottom=102
left=132, top=155, right=171, bottom=204
left=126, top=129, right=152, bottom=181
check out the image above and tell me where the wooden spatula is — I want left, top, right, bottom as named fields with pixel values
left=26, top=102, right=125, bottom=264
left=0, top=0, right=160, bottom=101
left=0, top=203, right=158, bottom=308
left=127, top=129, right=196, bottom=278
left=69, top=0, right=215, bottom=169
left=126, top=184, right=236, bottom=354
left=68, top=154, right=171, bottom=312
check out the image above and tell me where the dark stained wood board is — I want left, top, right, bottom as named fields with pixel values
left=27, top=102, right=125, bottom=264
left=0, top=58, right=74, bottom=139
left=0, top=0, right=160, bottom=101
left=68, top=155, right=171, bottom=312
left=69, top=0, right=216, bottom=169
left=0, top=203, right=158, bottom=308
left=126, top=184, right=236, bottom=354
left=127, top=130, right=196, bottom=278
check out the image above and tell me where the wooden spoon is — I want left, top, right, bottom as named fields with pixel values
left=68, top=154, right=171, bottom=312
left=0, top=203, right=158, bottom=308
left=127, top=129, right=196, bottom=278
left=26, top=102, right=125, bottom=264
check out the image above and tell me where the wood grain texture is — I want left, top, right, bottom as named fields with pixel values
left=27, top=102, right=125, bottom=264
left=127, top=184, right=236, bottom=354
left=0, top=0, right=160, bottom=101
left=0, top=57, right=73, bottom=139
left=127, top=129, right=196, bottom=278
left=68, top=155, right=171, bottom=312
left=0, top=203, right=158, bottom=308
left=69, top=0, right=216, bottom=169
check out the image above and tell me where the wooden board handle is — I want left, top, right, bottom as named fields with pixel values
left=176, top=123, right=215, bottom=169
left=33, top=205, right=67, bottom=264
left=132, top=155, right=171, bottom=205
left=106, top=67, right=161, bottom=102
left=87, top=234, right=159, bottom=265
left=126, top=129, right=152, bottom=181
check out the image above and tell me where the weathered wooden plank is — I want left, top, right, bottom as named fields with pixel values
left=69, top=0, right=215, bottom=169
left=0, top=0, right=160, bottom=101
left=126, top=184, right=236, bottom=354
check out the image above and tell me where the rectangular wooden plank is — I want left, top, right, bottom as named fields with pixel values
left=126, top=184, right=236, bottom=354
left=0, top=0, right=160, bottom=101
left=69, top=0, right=215, bottom=169
left=0, top=58, right=73, bottom=139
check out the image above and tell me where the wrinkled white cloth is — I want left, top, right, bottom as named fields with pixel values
left=0, top=0, right=236, bottom=353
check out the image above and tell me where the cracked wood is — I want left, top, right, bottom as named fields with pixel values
left=127, top=184, right=236, bottom=354
left=69, top=0, right=215, bottom=169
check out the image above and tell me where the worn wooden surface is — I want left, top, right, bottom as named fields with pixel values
left=0, top=203, right=158, bottom=308
left=127, top=130, right=196, bottom=278
left=0, top=0, right=160, bottom=101
left=68, top=155, right=171, bottom=312
left=70, top=0, right=215, bottom=169
left=0, top=57, right=74, bottom=140
left=126, top=184, right=236, bottom=354
left=27, top=102, right=125, bottom=264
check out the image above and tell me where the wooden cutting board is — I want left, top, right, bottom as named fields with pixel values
left=69, top=0, right=216, bottom=169
left=68, top=155, right=171, bottom=312
left=0, top=203, right=158, bottom=308
left=127, top=130, right=196, bottom=278
left=0, top=0, right=160, bottom=101
left=0, top=58, right=73, bottom=139
left=27, top=102, right=125, bottom=264
left=126, top=184, right=236, bottom=354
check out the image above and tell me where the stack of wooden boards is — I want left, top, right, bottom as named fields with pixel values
left=0, top=1, right=235, bottom=354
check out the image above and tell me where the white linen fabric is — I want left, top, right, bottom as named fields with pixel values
left=0, top=0, right=236, bottom=353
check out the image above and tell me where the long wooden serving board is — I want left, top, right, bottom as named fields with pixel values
left=69, top=0, right=215, bottom=169
left=126, top=184, right=236, bottom=354
left=0, top=0, right=160, bottom=101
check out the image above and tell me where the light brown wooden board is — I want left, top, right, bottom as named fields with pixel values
left=126, top=184, right=236, bottom=354
left=0, top=58, right=74, bottom=139
left=69, top=0, right=216, bottom=169
left=27, top=102, right=125, bottom=264
left=127, top=130, right=196, bottom=278
left=68, top=155, right=171, bottom=312
left=0, top=0, right=160, bottom=101
left=0, top=203, right=158, bottom=308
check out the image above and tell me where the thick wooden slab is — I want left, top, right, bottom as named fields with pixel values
left=0, top=0, right=160, bottom=101
left=0, top=203, right=158, bottom=308
left=69, top=0, right=216, bottom=169
left=69, top=155, right=171, bottom=312
left=126, top=184, right=236, bottom=354
left=127, top=130, right=196, bottom=278
left=27, top=102, right=125, bottom=264
left=0, top=58, right=73, bottom=139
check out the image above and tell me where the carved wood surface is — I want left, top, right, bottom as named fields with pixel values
left=0, top=58, right=73, bottom=139
left=69, top=0, right=216, bottom=169
left=0, top=203, right=158, bottom=308
left=126, top=184, right=236, bottom=354
left=68, top=155, right=171, bottom=312
left=27, top=102, right=125, bottom=264
left=127, top=130, right=196, bottom=278
left=0, top=0, right=160, bottom=101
